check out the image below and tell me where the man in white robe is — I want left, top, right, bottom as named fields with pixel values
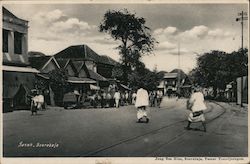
left=135, top=88, right=149, bottom=123
left=185, top=87, right=207, bottom=132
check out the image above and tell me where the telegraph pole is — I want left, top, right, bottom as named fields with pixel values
left=236, top=11, right=248, bottom=107
left=177, top=42, right=180, bottom=96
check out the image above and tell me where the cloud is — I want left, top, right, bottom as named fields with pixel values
left=28, top=9, right=104, bottom=56
left=51, top=18, right=96, bottom=33
left=156, top=41, right=177, bottom=51
left=32, top=9, right=65, bottom=24
left=180, top=25, right=209, bottom=39
left=153, top=26, right=177, bottom=36
left=207, top=28, right=234, bottom=38
left=29, top=9, right=97, bottom=42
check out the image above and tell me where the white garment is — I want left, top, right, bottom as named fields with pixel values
left=132, top=93, right=137, bottom=99
left=188, top=113, right=205, bottom=122
left=115, top=99, right=119, bottom=108
left=37, top=95, right=44, bottom=103
left=74, top=90, right=80, bottom=96
left=125, top=93, right=129, bottom=99
left=189, top=92, right=207, bottom=112
left=157, top=90, right=163, bottom=98
left=32, top=95, right=43, bottom=109
left=132, top=93, right=136, bottom=104
left=135, top=88, right=149, bottom=108
left=114, top=92, right=121, bottom=100
left=137, top=108, right=148, bottom=119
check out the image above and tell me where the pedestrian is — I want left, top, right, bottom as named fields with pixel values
left=114, top=90, right=121, bottom=108
left=74, top=88, right=80, bottom=106
left=149, top=91, right=155, bottom=107
left=120, top=92, right=125, bottom=106
left=37, top=90, right=44, bottom=110
left=157, top=90, right=163, bottom=108
left=135, top=87, right=149, bottom=123
left=185, top=86, right=207, bottom=132
left=125, top=91, right=129, bottom=105
left=106, top=92, right=112, bottom=107
left=30, top=90, right=44, bottom=115
left=132, top=91, right=137, bottom=105
left=30, top=90, right=39, bottom=115
left=92, top=91, right=99, bottom=108
left=101, top=91, right=107, bottom=108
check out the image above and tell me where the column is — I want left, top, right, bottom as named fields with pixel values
left=8, top=30, right=14, bottom=56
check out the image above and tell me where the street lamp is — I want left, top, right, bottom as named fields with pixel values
left=236, top=11, right=248, bottom=107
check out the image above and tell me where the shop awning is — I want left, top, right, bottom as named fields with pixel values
left=2, top=65, right=40, bottom=73
left=36, top=73, right=49, bottom=80
left=67, top=77, right=96, bottom=84
left=88, top=69, right=107, bottom=81
left=120, top=84, right=131, bottom=90
left=90, top=84, right=100, bottom=90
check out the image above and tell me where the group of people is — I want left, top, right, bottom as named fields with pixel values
left=30, top=90, right=45, bottom=115
left=149, top=90, right=163, bottom=107
left=31, top=84, right=207, bottom=132
left=90, top=90, right=135, bottom=108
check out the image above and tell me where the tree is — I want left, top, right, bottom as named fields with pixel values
left=189, top=48, right=248, bottom=97
left=128, top=61, right=163, bottom=91
left=111, top=64, right=124, bottom=81
left=48, top=68, right=69, bottom=105
left=99, top=9, right=157, bottom=84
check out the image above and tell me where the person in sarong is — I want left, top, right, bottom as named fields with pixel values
left=135, top=87, right=149, bottom=123
left=185, top=86, right=207, bottom=132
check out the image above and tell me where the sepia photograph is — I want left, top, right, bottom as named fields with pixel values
left=1, top=0, right=249, bottom=163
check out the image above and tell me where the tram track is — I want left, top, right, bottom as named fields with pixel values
left=83, top=101, right=226, bottom=157
left=146, top=101, right=226, bottom=156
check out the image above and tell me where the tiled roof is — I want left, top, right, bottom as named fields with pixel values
left=54, top=44, right=118, bottom=66
left=56, top=59, right=69, bottom=68
left=29, top=56, right=51, bottom=70
left=88, top=69, right=107, bottom=81
left=54, top=45, right=99, bottom=60
left=99, top=55, right=119, bottom=66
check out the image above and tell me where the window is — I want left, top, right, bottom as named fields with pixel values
left=3, top=29, right=8, bottom=53
left=14, top=32, right=22, bottom=54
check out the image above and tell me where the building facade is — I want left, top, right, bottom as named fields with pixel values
left=2, top=7, right=39, bottom=112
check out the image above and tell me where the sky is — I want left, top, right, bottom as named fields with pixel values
left=3, top=3, right=248, bottom=73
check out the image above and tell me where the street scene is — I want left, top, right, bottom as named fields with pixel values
left=1, top=1, right=249, bottom=162
left=3, top=98, right=248, bottom=157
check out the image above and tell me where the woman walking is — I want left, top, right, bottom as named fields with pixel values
left=185, top=86, right=207, bottom=132
left=135, top=87, right=149, bottom=123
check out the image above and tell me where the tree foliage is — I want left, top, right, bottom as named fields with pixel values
left=111, top=64, right=124, bottom=80
left=128, top=61, right=163, bottom=91
left=189, top=48, right=248, bottom=97
left=48, top=68, right=69, bottom=105
left=99, top=9, right=157, bottom=83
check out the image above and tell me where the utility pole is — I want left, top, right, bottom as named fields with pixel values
left=236, top=11, right=248, bottom=107
left=177, top=42, right=180, bottom=96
